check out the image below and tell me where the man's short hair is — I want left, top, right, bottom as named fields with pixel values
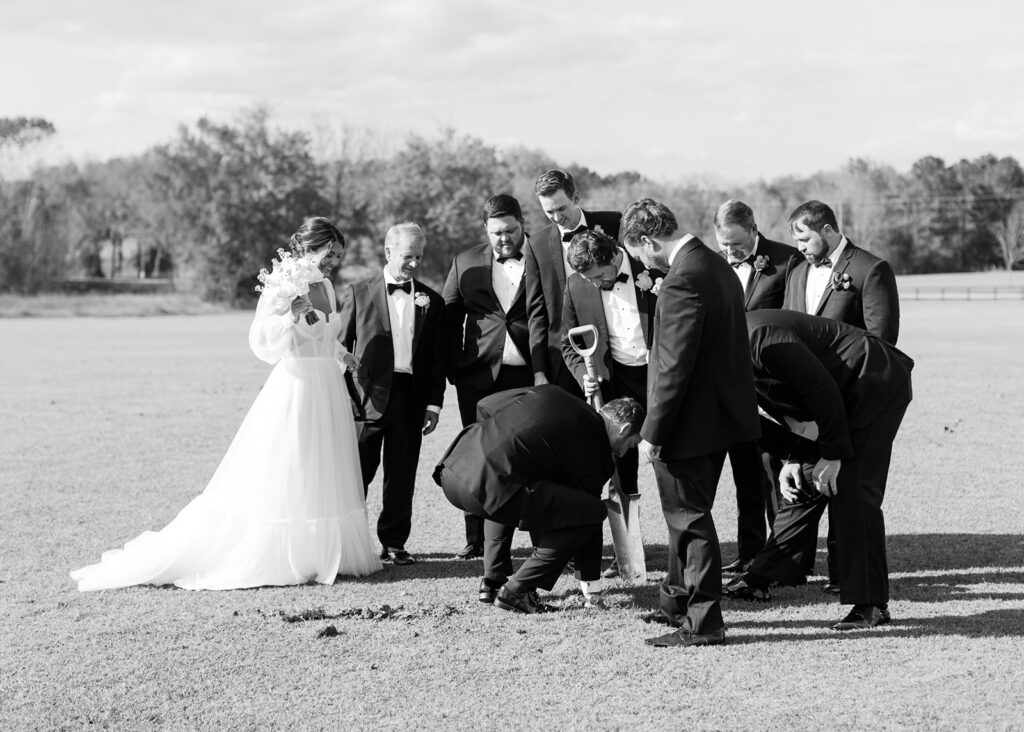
left=620, top=198, right=678, bottom=247
left=567, top=230, right=619, bottom=273
left=483, top=194, right=523, bottom=222
left=534, top=169, right=577, bottom=199
left=714, top=199, right=756, bottom=232
left=788, top=200, right=838, bottom=234
left=385, top=222, right=426, bottom=249
left=600, top=397, right=645, bottom=435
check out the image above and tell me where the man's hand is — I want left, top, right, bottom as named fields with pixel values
left=533, top=371, right=549, bottom=386
left=582, top=373, right=601, bottom=399
left=812, top=458, right=841, bottom=497
left=422, top=411, right=439, bottom=436
left=638, top=439, right=661, bottom=463
left=778, top=462, right=807, bottom=503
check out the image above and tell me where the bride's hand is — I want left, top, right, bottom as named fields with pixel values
left=290, top=295, right=314, bottom=323
left=341, top=352, right=360, bottom=371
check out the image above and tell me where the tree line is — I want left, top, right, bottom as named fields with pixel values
left=2, top=109, right=1023, bottom=302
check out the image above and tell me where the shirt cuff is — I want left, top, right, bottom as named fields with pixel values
left=426, top=405, right=441, bottom=414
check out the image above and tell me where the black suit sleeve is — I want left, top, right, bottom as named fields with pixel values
left=559, top=280, right=585, bottom=388
left=337, top=283, right=357, bottom=353
left=476, top=388, right=531, bottom=421
left=752, top=330, right=854, bottom=460
left=523, top=239, right=550, bottom=378
left=862, top=259, right=900, bottom=345
left=441, top=258, right=465, bottom=383
left=425, top=289, right=447, bottom=408
left=642, top=271, right=704, bottom=447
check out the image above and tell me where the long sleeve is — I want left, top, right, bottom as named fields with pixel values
left=247, top=291, right=319, bottom=365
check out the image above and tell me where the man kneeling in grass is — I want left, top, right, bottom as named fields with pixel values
left=433, top=385, right=643, bottom=613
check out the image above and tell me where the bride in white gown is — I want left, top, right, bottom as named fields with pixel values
left=71, top=217, right=383, bottom=590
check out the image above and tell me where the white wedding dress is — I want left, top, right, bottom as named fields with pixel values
left=71, top=285, right=382, bottom=590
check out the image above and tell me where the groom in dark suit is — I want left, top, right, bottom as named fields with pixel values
left=724, top=310, right=913, bottom=630
left=433, top=386, right=644, bottom=614
left=442, top=194, right=535, bottom=566
left=782, top=199, right=901, bottom=590
left=622, top=199, right=761, bottom=648
left=338, top=222, right=446, bottom=565
left=713, top=199, right=800, bottom=573
left=524, top=169, right=622, bottom=395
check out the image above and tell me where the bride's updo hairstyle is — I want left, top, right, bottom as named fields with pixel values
left=288, top=217, right=346, bottom=256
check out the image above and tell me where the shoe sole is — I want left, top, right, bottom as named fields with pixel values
left=494, top=598, right=526, bottom=613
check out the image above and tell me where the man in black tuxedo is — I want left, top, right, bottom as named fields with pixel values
left=714, top=199, right=801, bottom=573
left=783, top=199, right=900, bottom=344
left=782, top=200, right=901, bottom=590
left=524, top=169, right=622, bottom=395
left=724, top=310, right=913, bottom=630
left=339, top=222, right=446, bottom=565
left=433, top=386, right=644, bottom=614
left=623, top=199, right=761, bottom=648
left=561, top=231, right=659, bottom=493
left=442, top=194, right=535, bottom=566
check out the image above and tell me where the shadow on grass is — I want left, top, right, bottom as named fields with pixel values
left=726, top=608, right=1024, bottom=642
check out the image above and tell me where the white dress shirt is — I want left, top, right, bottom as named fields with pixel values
left=805, top=236, right=848, bottom=314
left=491, top=250, right=527, bottom=367
left=731, top=236, right=762, bottom=290
left=383, top=270, right=414, bottom=374
left=602, top=255, right=648, bottom=367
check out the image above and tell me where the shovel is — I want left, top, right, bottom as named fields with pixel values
left=566, top=324, right=647, bottom=585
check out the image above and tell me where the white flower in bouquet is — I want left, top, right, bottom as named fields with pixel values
left=255, top=249, right=325, bottom=321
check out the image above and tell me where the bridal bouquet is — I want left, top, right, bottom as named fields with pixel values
left=255, top=249, right=325, bottom=324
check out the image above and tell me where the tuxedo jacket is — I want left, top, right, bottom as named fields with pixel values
left=338, top=273, right=446, bottom=422
left=721, top=235, right=801, bottom=311
left=746, top=309, right=914, bottom=461
left=560, top=249, right=660, bottom=386
left=783, top=240, right=900, bottom=345
left=436, top=385, right=614, bottom=518
left=643, top=236, right=761, bottom=460
left=524, top=210, right=622, bottom=382
left=442, top=242, right=531, bottom=391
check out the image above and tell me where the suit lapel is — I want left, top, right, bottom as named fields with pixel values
left=814, top=247, right=854, bottom=316
left=545, top=228, right=567, bottom=293
left=370, top=273, right=390, bottom=332
left=625, top=252, right=653, bottom=346
left=412, top=279, right=425, bottom=353
left=744, top=270, right=760, bottom=309
left=791, top=262, right=810, bottom=314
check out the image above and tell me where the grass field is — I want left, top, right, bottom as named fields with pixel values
left=2, top=299, right=1023, bottom=729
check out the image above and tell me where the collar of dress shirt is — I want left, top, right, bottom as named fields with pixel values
left=667, top=234, right=694, bottom=267
left=557, top=208, right=588, bottom=239
left=827, top=236, right=849, bottom=267
left=383, top=269, right=413, bottom=291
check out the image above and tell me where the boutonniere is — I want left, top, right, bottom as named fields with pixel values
left=830, top=272, right=853, bottom=291
left=413, top=292, right=430, bottom=310
left=753, top=255, right=770, bottom=272
left=635, top=270, right=654, bottom=292
left=651, top=277, right=664, bottom=295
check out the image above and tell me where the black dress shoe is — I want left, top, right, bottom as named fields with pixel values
left=379, top=548, right=393, bottom=563
left=722, top=576, right=771, bottom=602
left=390, top=549, right=416, bottom=565
left=494, top=586, right=556, bottom=614
left=722, top=557, right=754, bottom=574
left=601, top=559, right=620, bottom=579
left=646, top=627, right=726, bottom=648
left=454, top=543, right=484, bottom=560
left=822, top=581, right=842, bottom=595
left=478, top=578, right=501, bottom=604
left=640, top=610, right=677, bottom=627
left=832, top=604, right=890, bottom=630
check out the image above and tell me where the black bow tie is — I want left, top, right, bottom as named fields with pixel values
left=812, top=258, right=833, bottom=269
left=561, top=225, right=587, bottom=243
left=730, top=256, right=754, bottom=269
left=386, top=281, right=411, bottom=295
left=497, top=252, right=523, bottom=263
left=601, top=272, right=630, bottom=291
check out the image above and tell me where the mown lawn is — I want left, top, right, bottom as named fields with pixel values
left=1, top=300, right=1022, bottom=729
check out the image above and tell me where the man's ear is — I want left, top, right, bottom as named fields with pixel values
left=572, top=190, right=580, bottom=204
left=618, top=423, right=630, bottom=437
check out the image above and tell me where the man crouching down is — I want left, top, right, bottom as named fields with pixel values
left=433, top=385, right=644, bottom=613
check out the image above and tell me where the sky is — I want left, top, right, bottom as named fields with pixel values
left=2, top=0, right=1023, bottom=183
